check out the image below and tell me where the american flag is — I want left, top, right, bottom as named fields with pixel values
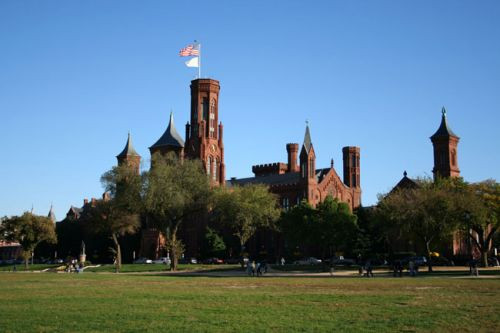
left=179, top=44, right=200, bottom=57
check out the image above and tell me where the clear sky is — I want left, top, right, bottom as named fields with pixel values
left=1, top=1, right=499, bottom=220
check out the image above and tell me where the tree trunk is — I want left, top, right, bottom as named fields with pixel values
left=481, top=251, right=489, bottom=268
left=170, top=230, right=178, bottom=271
left=112, top=233, right=121, bottom=273
left=425, top=241, right=433, bottom=272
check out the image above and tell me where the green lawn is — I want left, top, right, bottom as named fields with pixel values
left=84, top=263, right=240, bottom=273
left=0, top=263, right=240, bottom=273
left=0, top=273, right=499, bottom=332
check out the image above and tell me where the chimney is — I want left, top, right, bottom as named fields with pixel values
left=286, top=143, right=299, bottom=173
left=185, top=122, right=191, bottom=143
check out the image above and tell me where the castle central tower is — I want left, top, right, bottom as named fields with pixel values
left=185, top=79, right=225, bottom=185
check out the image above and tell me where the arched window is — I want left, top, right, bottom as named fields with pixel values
left=301, top=163, right=306, bottom=178
left=209, top=99, right=216, bottom=138
left=207, top=157, right=211, bottom=176
left=309, top=159, right=314, bottom=178
left=212, top=158, right=217, bottom=181
left=451, top=149, right=457, bottom=166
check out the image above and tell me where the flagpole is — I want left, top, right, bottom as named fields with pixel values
left=198, top=42, right=202, bottom=79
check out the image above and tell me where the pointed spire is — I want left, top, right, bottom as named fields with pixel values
left=48, top=204, right=56, bottom=223
left=431, top=106, right=458, bottom=139
left=150, top=111, right=185, bottom=149
left=117, top=132, right=140, bottom=158
left=303, top=121, right=312, bottom=153
left=403, top=170, right=408, bottom=177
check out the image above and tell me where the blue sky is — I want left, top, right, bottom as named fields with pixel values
left=1, top=1, right=499, bottom=220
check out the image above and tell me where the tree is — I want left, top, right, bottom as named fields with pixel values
left=316, top=196, right=358, bottom=257
left=0, top=212, right=57, bottom=269
left=201, top=227, right=226, bottom=259
left=87, top=164, right=142, bottom=272
left=458, top=180, right=499, bottom=267
left=212, top=184, right=280, bottom=256
left=144, top=153, right=212, bottom=271
left=280, top=200, right=317, bottom=255
left=378, top=178, right=461, bottom=271
left=280, top=196, right=358, bottom=258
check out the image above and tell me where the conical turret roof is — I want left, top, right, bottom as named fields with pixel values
left=431, top=107, right=458, bottom=139
left=48, top=205, right=56, bottom=223
left=303, top=122, right=312, bottom=153
left=117, top=132, right=140, bottom=158
left=150, top=112, right=185, bottom=150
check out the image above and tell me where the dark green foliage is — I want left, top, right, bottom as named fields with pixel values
left=84, top=163, right=142, bottom=271
left=212, top=184, right=280, bottom=255
left=201, top=227, right=226, bottom=258
left=378, top=177, right=463, bottom=271
left=455, top=179, right=499, bottom=267
left=144, top=153, right=212, bottom=270
left=0, top=212, right=57, bottom=268
left=280, top=196, right=358, bottom=258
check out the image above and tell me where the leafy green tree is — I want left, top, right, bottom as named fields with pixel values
left=457, top=180, right=499, bottom=267
left=0, top=212, right=57, bottom=269
left=212, top=184, right=280, bottom=256
left=316, top=196, right=358, bottom=257
left=378, top=178, right=462, bottom=271
left=86, top=164, right=142, bottom=272
left=201, top=227, right=226, bottom=258
left=280, top=200, right=317, bottom=255
left=144, top=153, right=212, bottom=271
left=280, top=196, right=358, bottom=258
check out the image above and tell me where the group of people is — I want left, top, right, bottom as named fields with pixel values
left=65, top=259, right=84, bottom=273
left=392, top=260, right=419, bottom=277
left=246, top=260, right=268, bottom=277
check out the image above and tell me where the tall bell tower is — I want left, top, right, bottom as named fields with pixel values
left=185, top=79, right=225, bottom=185
left=430, top=107, right=460, bottom=179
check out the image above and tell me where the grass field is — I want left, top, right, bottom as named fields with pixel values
left=1, top=273, right=499, bottom=332
left=0, top=263, right=240, bottom=273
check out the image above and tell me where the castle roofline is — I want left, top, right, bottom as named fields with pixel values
left=117, top=132, right=140, bottom=158
left=149, top=112, right=185, bottom=150
left=431, top=107, right=458, bottom=140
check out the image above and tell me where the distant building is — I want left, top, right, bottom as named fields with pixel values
left=111, top=78, right=360, bottom=259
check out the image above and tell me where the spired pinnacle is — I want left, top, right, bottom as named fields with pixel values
left=403, top=170, right=408, bottom=177
left=303, top=121, right=312, bottom=153
left=431, top=106, right=457, bottom=139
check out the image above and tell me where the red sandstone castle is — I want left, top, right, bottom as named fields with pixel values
left=117, top=78, right=361, bottom=211
left=114, top=78, right=361, bottom=258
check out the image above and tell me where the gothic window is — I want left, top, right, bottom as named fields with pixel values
left=451, top=149, right=457, bottom=166
left=352, top=174, right=357, bottom=187
left=215, top=158, right=220, bottom=182
left=202, top=98, right=209, bottom=136
left=302, top=163, right=306, bottom=178
left=352, top=154, right=356, bottom=167
left=209, top=99, right=216, bottom=138
left=207, top=157, right=211, bottom=176
left=282, top=197, right=289, bottom=211
left=309, top=159, right=314, bottom=178
left=212, top=158, right=217, bottom=181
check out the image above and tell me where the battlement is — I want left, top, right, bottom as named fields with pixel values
left=252, top=162, right=288, bottom=177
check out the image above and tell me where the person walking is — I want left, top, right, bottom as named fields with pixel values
left=409, top=260, right=415, bottom=277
